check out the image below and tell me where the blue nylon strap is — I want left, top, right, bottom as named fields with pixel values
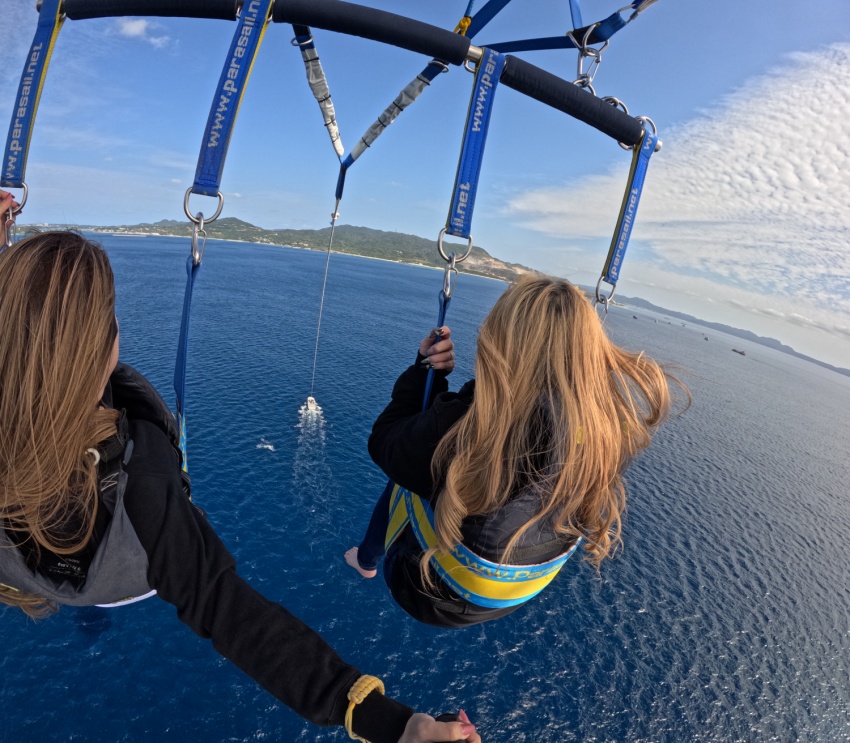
left=485, top=12, right=627, bottom=53
left=2, top=0, right=64, bottom=188
left=466, top=0, right=513, bottom=39
left=334, top=59, right=446, bottom=202
left=191, top=0, right=273, bottom=197
left=445, top=49, right=505, bottom=240
left=173, top=254, right=200, bottom=471
left=602, top=127, right=658, bottom=286
left=569, top=0, right=584, bottom=30
left=421, top=290, right=451, bottom=409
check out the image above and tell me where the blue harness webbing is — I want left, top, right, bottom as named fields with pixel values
left=569, top=0, right=584, bottom=30
left=599, top=125, right=658, bottom=295
left=175, top=0, right=272, bottom=470
left=2, top=0, right=64, bottom=191
left=445, top=48, right=505, bottom=241
left=334, top=59, right=446, bottom=202
left=484, top=13, right=627, bottom=54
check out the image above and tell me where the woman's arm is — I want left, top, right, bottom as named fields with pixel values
left=369, top=328, right=473, bottom=500
left=123, top=420, right=415, bottom=741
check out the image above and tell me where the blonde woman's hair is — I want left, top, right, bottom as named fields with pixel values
left=0, top=232, right=119, bottom=617
left=426, top=274, right=684, bottom=580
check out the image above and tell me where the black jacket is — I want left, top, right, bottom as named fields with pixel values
left=9, top=364, right=413, bottom=743
left=369, top=355, right=574, bottom=628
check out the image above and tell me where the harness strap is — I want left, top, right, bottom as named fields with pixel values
left=292, top=25, right=344, bottom=158
left=334, top=59, right=446, bottom=202
left=385, top=485, right=580, bottom=609
left=445, top=48, right=505, bottom=241
left=175, top=0, right=273, bottom=469
left=569, top=0, right=584, bottom=29
left=484, top=13, right=627, bottom=54
left=465, top=0, right=513, bottom=38
left=597, top=123, right=659, bottom=301
left=2, top=0, right=64, bottom=190
left=173, top=251, right=201, bottom=472
left=191, top=0, right=273, bottom=197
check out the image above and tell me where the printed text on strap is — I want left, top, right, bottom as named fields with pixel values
left=2, top=0, right=64, bottom=189
left=191, top=0, right=273, bottom=198
left=445, top=48, right=506, bottom=241
left=597, top=118, right=660, bottom=304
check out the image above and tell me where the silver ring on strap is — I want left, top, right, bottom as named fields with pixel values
left=184, top=188, right=224, bottom=224
left=437, top=228, right=473, bottom=263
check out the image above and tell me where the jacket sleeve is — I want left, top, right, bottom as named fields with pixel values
left=368, top=357, right=474, bottom=502
left=123, top=419, right=412, bottom=743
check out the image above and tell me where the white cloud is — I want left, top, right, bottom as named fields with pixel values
left=114, top=19, right=171, bottom=49
left=505, top=43, right=850, bottom=358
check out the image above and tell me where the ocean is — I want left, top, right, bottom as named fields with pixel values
left=2, top=235, right=849, bottom=742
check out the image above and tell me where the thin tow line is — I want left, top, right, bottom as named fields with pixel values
left=309, top=201, right=340, bottom=397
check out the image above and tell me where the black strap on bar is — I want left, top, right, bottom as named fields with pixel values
left=272, top=0, right=472, bottom=66
left=60, top=0, right=642, bottom=145
left=62, top=0, right=239, bottom=21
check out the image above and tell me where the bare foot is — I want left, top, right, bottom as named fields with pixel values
left=344, top=547, right=377, bottom=579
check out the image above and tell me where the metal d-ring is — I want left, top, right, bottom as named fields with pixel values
left=291, top=35, right=313, bottom=47
left=10, top=183, right=28, bottom=214
left=184, top=188, right=224, bottom=224
left=595, top=275, right=616, bottom=307
left=437, top=228, right=473, bottom=263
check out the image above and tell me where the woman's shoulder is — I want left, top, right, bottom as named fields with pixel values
left=124, top=417, right=181, bottom=477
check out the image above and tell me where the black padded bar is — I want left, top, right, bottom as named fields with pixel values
left=63, top=0, right=239, bottom=20
left=501, top=55, right=644, bottom=146
left=272, top=0, right=472, bottom=66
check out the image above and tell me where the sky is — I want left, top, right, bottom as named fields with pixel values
left=2, top=0, right=849, bottom=367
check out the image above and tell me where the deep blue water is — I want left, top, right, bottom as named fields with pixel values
left=2, top=235, right=850, bottom=743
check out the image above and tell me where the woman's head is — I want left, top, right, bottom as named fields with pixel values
left=429, top=274, right=682, bottom=573
left=0, top=232, right=119, bottom=600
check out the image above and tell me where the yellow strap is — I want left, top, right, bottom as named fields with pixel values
left=410, top=496, right=565, bottom=603
left=345, top=675, right=385, bottom=742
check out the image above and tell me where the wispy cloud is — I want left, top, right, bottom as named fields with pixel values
left=506, top=44, right=850, bottom=345
left=114, top=19, right=172, bottom=49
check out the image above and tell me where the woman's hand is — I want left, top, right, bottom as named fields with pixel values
left=419, top=326, right=455, bottom=373
left=398, top=710, right=480, bottom=743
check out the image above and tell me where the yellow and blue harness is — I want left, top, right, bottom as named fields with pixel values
left=385, top=484, right=581, bottom=609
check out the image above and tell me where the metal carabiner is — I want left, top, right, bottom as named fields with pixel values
left=442, top=253, right=459, bottom=299
left=190, top=213, right=207, bottom=266
left=1, top=183, right=27, bottom=249
left=437, top=228, right=474, bottom=264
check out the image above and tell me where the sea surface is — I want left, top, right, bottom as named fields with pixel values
left=2, top=235, right=849, bottom=743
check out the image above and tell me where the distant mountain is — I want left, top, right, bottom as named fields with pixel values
left=20, top=219, right=847, bottom=377
left=43, top=217, right=539, bottom=284
left=616, top=294, right=850, bottom=379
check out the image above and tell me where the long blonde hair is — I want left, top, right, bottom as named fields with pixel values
left=0, top=232, right=119, bottom=617
left=427, top=274, right=683, bottom=577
